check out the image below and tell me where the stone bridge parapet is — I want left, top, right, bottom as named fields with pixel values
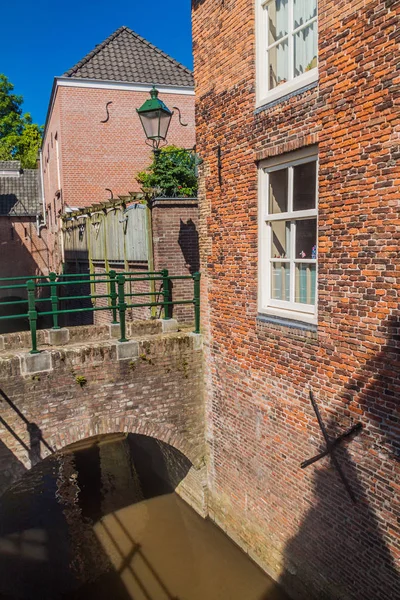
left=0, top=321, right=205, bottom=509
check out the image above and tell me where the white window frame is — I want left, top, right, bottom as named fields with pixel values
left=256, top=0, right=318, bottom=107
left=258, top=147, right=318, bottom=323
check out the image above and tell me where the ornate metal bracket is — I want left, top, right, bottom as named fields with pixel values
left=172, top=106, right=188, bottom=127
left=301, top=390, right=363, bottom=504
left=100, top=101, right=113, bottom=123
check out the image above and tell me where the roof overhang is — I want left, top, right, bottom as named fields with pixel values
left=56, top=76, right=194, bottom=95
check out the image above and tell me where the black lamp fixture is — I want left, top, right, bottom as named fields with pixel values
left=136, top=86, right=173, bottom=150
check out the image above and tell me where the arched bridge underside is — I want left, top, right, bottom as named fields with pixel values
left=0, top=325, right=205, bottom=511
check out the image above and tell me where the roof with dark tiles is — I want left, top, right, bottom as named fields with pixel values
left=0, top=161, right=41, bottom=216
left=62, top=26, right=194, bottom=88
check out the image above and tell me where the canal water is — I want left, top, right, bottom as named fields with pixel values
left=0, top=434, right=290, bottom=600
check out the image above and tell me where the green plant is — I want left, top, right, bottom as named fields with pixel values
left=136, top=145, right=198, bottom=198
left=305, top=56, right=317, bottom=72
left=140, top=353, right=153, bottom=365
left=75, top=375, right=87, bottom=388
left=0, top=74, right=43, bottom=168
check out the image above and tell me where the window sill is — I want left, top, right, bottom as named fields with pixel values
left=256, top=313, right=318, bottom=340
left=255, top=70, right=318, bottom=113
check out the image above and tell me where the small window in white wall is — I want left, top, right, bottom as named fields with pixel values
left=258, top=147, right=318, bottom=323
left=256, top=0, right=318, bottom=106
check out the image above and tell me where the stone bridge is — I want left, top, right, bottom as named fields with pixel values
left=0, top=320, right=205, bottom=512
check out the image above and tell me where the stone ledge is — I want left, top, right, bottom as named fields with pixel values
left=160, top=318, right=179, bottom=333
left=20, top=352, right=52, bottom=375
left=46, top=328, right=70, bottom=346
left=109, top=323, right=120, bottom=338
left=116, top=341, right=139, bottom=361
left=189, top=332, right=203, bottom=351
left=0, top=336, right=4, bottom=351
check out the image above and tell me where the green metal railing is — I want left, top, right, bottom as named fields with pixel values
left=0, top=270, right=200, bottom=353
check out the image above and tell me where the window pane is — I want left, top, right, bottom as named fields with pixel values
left=269, top=168, right=288, bottom=214
left=272, top=262, right=290, bottom=301
left=293, top=0, right=317, bottom=29
left=271, top=220, right=290, bottom=258
left=295, top=263, right=316, bottom=304
left=294, top=21, right=317, bottom=77
left=267, top=0, right=288, bottom=46
left=269, top=38, right=289, bottom=89
left=295, top=219, right=316, bottom=259
left=293, top=161, right=316, bottom=211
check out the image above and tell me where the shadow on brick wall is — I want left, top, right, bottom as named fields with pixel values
left=178, top=218, right=200, bottom=274
left=0, top=388, right=54, bottom=495
left=279, top=443, right=399, bottom=600
left=0, top=222, right=52, bottom=333
left=279, top=314, right=400, bottom=600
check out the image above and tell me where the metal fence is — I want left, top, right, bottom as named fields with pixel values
left=0, top=270, right=200, bottom=353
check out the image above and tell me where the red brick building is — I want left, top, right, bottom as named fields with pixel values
left=193, top=1, right=399, bottom=599
left=0, top=161, right=49, bottom=281
left=41, top=26, right=196, bottom=271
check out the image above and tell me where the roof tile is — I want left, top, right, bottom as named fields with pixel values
left=63, top=26, right=194, bottom=88
left=0, top=162, right=41, bottom=216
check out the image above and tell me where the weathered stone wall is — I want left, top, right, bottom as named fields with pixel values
left=0, top=325, right=206, bottom=515
left=193, top=1, right=400, bottom=599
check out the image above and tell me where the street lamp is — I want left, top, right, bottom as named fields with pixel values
left=136, top=86, right=173, bottom=150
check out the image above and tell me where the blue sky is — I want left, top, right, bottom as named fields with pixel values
left=1, top=0, right=193, bottom=126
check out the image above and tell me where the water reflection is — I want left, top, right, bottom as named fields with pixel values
left=0, top=434, right=289, bottom=600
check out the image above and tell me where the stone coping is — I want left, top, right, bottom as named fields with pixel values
left=0, top=319, right=187, bottom=353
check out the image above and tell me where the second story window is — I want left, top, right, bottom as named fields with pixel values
left=257, top=0, right=318, bottom=105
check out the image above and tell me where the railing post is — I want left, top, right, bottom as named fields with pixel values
left=49, top=272, right=60, bottom=330
left=117, top=274, right=128, bottom=342
left=109, top=270, right=118, bottom=324
left=27, top=280, right=39, bottom=354
left=193, top=272, right=201, bottom=334
left=161, top=269, right=170, bottom=320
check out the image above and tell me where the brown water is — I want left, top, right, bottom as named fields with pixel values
left=0, top=434, right=290, bottom=600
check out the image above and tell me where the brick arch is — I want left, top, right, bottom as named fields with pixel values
left=45, top=415, right=202, bottom=469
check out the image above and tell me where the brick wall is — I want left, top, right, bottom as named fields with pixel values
left=41, top=91, right=63, bottom=272
left=152, top=198, right=200, bottom=323
left=0, top=217, right=51, bottom=333
left=193, top=1, right=400, bottom=599
left=0, top=217, right=49, bottom=283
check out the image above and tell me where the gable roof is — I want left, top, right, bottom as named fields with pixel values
left=63, top=26, right=194, bottom=88
left=0, top=161, right=41, bottom=216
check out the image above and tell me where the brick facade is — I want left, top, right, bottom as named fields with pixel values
left=0, top=218, right=49, bottom=284
left=193, top=1, right=399, bottom=599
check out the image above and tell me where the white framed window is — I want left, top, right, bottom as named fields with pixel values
left=256, top=0, right=318, bottom=106
left=258, top=147, right=318, bottom=323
